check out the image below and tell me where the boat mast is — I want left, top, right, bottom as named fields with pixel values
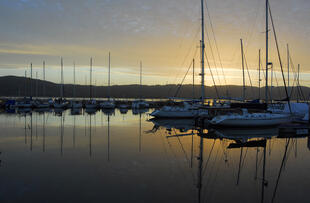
left=30, top=63, right=33, bottom=99
left=73, top=62, right=76, bottom=98
left=271, top=63, right=273, bottom=102
left=140, top=61, right=142, bottom=100
left=89, top=57, right=92, bottom=100
left=24, top=70, right=27, bottom=97
left=60, top=58, right=64, bottom=99
left=43, top=61, right=46, bottom=97
left=297, top=64, right=300, bottom=102
left=36, top=72, right=38, bottom=98
left=108, top=52, right=111, bottom=101
left=193, top=58, right=195, bottom=100
left=200, top=0, right=205, bottom=104
left=241, top=39, right=245, bottom=101
left=197, top=131, right=204, bottom=203
left=258, top=49, right=261, bottom=100
left=265, top=0, right=269, bottom=104
left=287, top=44, right=290, bottom=97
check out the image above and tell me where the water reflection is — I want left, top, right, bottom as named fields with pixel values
left=149, top=118, right=310, bottom=203
left=0, top=110, right=309, bottom=202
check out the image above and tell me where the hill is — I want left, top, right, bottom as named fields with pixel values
left=0, top=75, right=308, bottom=100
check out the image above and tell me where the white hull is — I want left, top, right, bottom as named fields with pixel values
left=150, top=109, right=199, bottom=118
left=210, top=111, right=291, bottom=127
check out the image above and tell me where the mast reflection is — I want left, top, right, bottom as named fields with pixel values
left=148, top=117, right=309, bottom=203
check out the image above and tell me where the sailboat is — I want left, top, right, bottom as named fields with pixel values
left=35, top=61, right=50, bottom=109
left=132, top=61, right=149, bottom=109
left=150, top=1, right=208, bottom=118
left=54, top=58, right=68, bottom=109
left=85, top=57, right=97, bottom=110
left=210, top=0, right=291, bottom=127
left=100, top=52, right=115, bottom=109
left=71, top=62, right=82, bottom=109
left=16, top=63, right=34, bottom=109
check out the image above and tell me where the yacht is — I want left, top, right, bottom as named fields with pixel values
left=210, top=109, right=291, bottom=127
left=150, top=101, right=204, bottom=118
left=268, top=102, right=309, bottom=121
left=100, top=52, right=116, bottom=110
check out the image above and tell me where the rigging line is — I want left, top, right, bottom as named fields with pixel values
left=204, top=141, right=220, bottom=186
left=243, top=52, right=254, bottom=95
left=288, top=55, right=298, bottom=98
left=204, top=18, right=223, bottom=90
left=289, top=55, right=306, bottom=101
left=205, top=27, right=223, bottom=92
left=260, top=58, right=274, bottom=100
left=165, top=133, right=193, bottom=186
left=289, top=62, right=303, bottom=101
left=204, top=0, right=229, bottom=96
left=268, top=2, right=292, bottom=113
left=241, top=147, right=249, bottom=169
left=176, top=131, right=191, bottom=167
left=170, top=39, right=199, bottom=97
left=205, top=51, right=220, bottom=99
left=202, top=139, right=216, bottom=176
left=204, top=149, right=223, bottom=202
left=243, top=0, right=262, bottom=51
left=206, top=147, right=223, bottom=202
left=174, top=58, right=195, bottom=98
left=167, top=25, right=200, bottom=95
left=271, top=139, right=291, bottom=203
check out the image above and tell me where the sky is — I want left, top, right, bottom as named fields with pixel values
left=0, top=0, right=309, bottom=87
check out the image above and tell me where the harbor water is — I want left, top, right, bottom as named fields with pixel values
left=0, top=109, right=309, bottom=202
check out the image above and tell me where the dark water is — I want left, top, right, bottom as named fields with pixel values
left=0, top=109, right=309, bottom=203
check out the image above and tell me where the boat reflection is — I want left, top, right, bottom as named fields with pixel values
left=1, top=110, right=308, bottom=202
left=210, top=127, right=278, bottom=143
left=148, top=118, right=195, bottom=133
left=102, top=108, right=115, bottom=116
left=132, top=108, right=148, bottom=115
left=85, top=108, right=97, bottom=115
left=148, top=118, right=310, bottom=203
left=71, top=108, right=82, bottom=115
left=54, top=108, right=65, bottom=116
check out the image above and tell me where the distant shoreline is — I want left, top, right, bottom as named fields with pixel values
left=0, top=75, right=308, bottom=100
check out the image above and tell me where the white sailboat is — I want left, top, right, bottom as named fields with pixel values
left=85, top=58, right=97, bottom=109
left=54, top=58, right=68, bottom=109
left=16, top=63, right=34, bottom=108
left=150, top=1, right=207, bottom=118
left=100, top=52, right=115, bottom=109
left=71, top=62, right=82, bottom=109
left=35, top=61, right=50, bottom=108
left=210, top=109, right=290, bottom=127
left=210, top=0, right=292, bottom=127
left=132, top=61, right=149, bottom=109
left=150, top=101, right=202, bottom=118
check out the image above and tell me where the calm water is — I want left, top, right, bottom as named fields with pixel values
left=0, top=109, right=309, bottom=203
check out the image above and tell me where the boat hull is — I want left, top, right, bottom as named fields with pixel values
left=210, top=116, right=291, bottom=127
left=150, top=109, right=199, bottom=118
